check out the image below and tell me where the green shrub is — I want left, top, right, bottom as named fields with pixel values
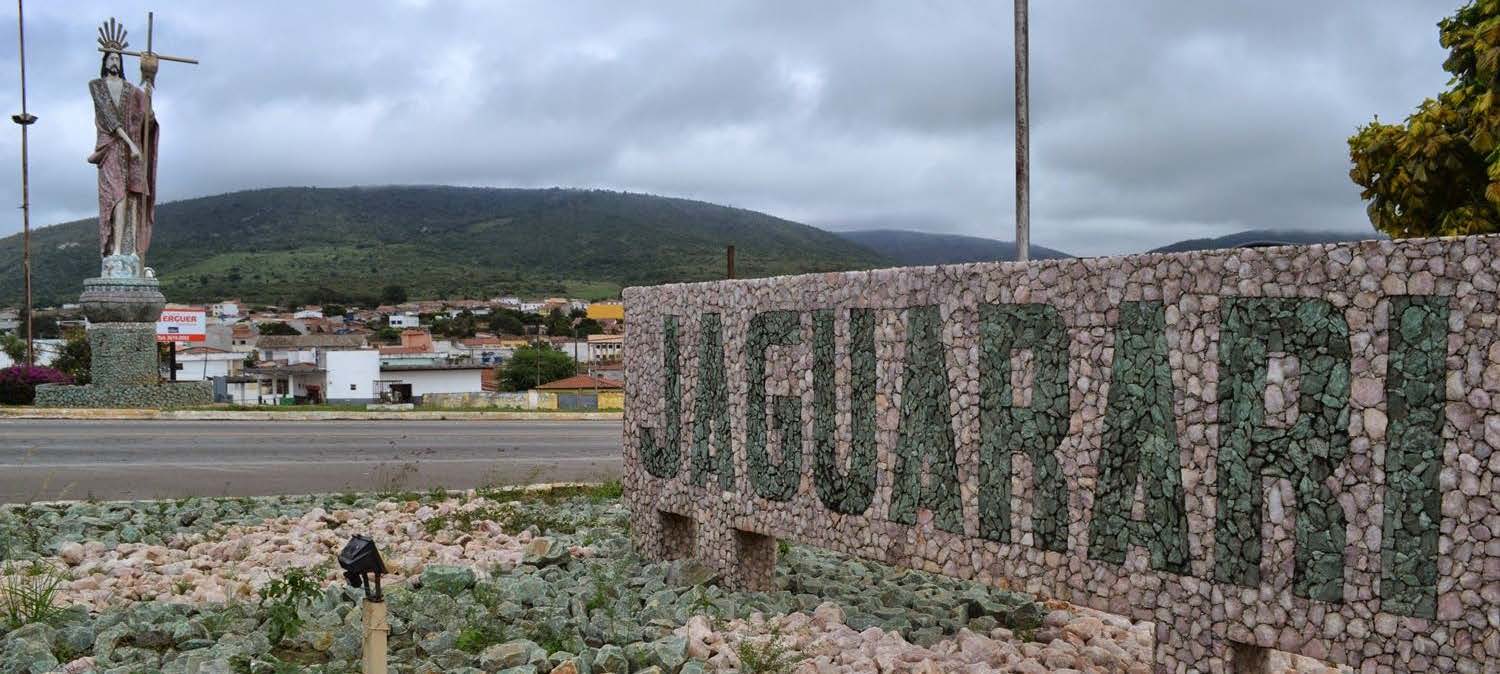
left=258, top=567, right=323, bottom=644
left=737, top=629, right=799, bottom=674
left=0, top=366, right=71, bottom=405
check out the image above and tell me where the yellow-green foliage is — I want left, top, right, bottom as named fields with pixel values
left=1349, top=0, right=1500, bottom=237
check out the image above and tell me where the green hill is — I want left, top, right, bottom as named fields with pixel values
left=1148, top=228, right=1385, bottom=253
left=0, top=186, right=892, bottom=307
left=835, top=229, right=1072, bottom=265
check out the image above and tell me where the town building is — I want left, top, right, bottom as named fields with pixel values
left=172, top=346, right=247, bottom=381
left=585, top=302, right=624, bottom=321
left=210, top=300, right=242, bottom=319
left=377, top=363, right=491, bottom=403
left=586, top=333, right=623, bottom=361
left=536, top=374, right=625, bottom=410
left=387, top=313, right=420, bottom=328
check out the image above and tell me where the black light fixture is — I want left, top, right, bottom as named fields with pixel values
left=338, top=534, right=386, bottom=601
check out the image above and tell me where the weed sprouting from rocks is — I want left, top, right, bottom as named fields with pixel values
left=0, top=559, right=68, bottom=630
left=736, top=627, right=800, bottom=674
left=258, top=567, right=323, bottom=645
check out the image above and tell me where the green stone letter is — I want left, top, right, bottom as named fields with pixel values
left=1087, top=301, right=1190, bottom=573
left=812, top=308, right=878, bottom=515
left=641, top=315, right=683, bottom=478
left=889, top=305, right=964, bottom=534
left=977, top=303, right=1071, bottom=551
left=691, top=313, right=734, bottom=490
left=1214, top=298, right=1351, bottom=602
left=1380, top=296, right=1448, bottom=617
left=745, top=310, right=803, bottom=501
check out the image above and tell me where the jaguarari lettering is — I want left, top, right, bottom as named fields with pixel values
left=636, top=296, right=1443, bottom=599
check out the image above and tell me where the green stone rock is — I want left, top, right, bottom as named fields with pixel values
left=480, top=639, right=543, bottom=670
left=592, top=644, right=629, bottom=673
left=652, top=635, right=688, bottom=672
left=420, top=565, right=476, bottom=596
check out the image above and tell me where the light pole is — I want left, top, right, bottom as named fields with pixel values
left=11, top=0, right=37, bottom=365
left=1014, top=0, right=1030, bottom=262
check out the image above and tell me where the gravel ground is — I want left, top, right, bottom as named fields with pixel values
left=0, top=490, right=1348, bottom=673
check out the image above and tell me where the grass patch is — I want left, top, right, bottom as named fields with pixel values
left=0, top=560, right=68, bottom=630
left=737, top=628, right=799, bottom=674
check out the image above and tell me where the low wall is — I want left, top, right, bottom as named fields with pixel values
left=425, top=390, right=624, bottom=411
left=423, top=391, right=557, bottom=410
left=621, top=235, right=1500, bottom=673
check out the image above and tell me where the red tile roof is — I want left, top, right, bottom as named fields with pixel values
left=536, top=374, right=624, bottom=390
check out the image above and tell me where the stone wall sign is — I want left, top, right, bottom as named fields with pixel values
left=622, top=235, right=1500, bottom=673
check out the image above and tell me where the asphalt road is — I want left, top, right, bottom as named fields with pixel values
left=0, top=419, right=623, bottom=503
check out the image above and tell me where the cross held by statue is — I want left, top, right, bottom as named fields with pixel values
left=96, top=12, right=199, bottom=66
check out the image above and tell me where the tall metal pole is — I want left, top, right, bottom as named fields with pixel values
left=1014, top=0, right=1030, bottom=262
left=12, top=0, right=37, bottom=365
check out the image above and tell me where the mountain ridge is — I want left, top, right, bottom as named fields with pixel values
left=0, top=186, right=892, bottom=306
left=0, top=186, right=1388, bottom=308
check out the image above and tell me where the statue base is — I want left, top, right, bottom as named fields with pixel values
left=34, top=381, right=213, bottom=408
left=34, top=275, right=211, bottom=408
left=33, top=322, right=212, bottom=408
left=79, top=275, right=165, bottom=324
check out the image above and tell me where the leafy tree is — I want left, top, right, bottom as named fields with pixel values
left=544, top=308, right=574, bottom=337
left=257, top=321, right=301, bottom=336
left=574, top=318, right=604, bottom=337
left=323, top=304, right=348, bottom=317
left=1348, top=1, right=1500, bottom=237
left=50, top=330, right=92, bottom=385
left=441, top=312, right=478, bottom=339
left=501, top=345, right=576, bottom=391
left=1, top=333, right=24, bottom=363
left=381, top=284, right=408, bottom=305
left=489, top=311, right=525, bottom=336
left=374, top=326, right=401, bottom=343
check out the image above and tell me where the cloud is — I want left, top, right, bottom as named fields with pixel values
left=0, top=1, right=1453, bottom=255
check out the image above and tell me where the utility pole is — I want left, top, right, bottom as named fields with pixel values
left=1014, top=0, right=1030, bottom=262
left=11, top=0, right=37, bottom=365
left=726, top=245, right=735, bottom=279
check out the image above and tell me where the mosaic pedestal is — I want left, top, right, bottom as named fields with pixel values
left=34, top=276, right=212, bottom=408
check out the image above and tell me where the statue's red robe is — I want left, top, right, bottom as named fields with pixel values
left=87, top=77, right=157, bottom=258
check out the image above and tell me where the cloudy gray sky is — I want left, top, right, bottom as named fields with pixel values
left=0, top=1, right=1454, bottom=255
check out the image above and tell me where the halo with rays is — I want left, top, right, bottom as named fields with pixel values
left=97, top=17, right=128, bottom=51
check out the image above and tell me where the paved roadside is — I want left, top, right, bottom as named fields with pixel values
left=0, top=407, right=622, bottom=421
left=0, top=418, right=623, bottom=502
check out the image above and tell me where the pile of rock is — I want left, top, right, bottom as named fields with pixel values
left=0, top=491, right=1349, bottom=673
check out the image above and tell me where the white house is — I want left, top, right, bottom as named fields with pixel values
left=293, top=306, right=324, bottom=319
left=210, top=301, right=241, bottom=319
left=0, top=310, right=19, bottom=332
left=519, top=301, right=545, bottom=313
left=377, top=363, right=489, bottom=402
left=388, top=313, right=420, bottom=328
left=173, top=346, right=245, bottom=381
left=321, top=349, right=380, bottom=403
left=255, top=334, right=366, bottom=365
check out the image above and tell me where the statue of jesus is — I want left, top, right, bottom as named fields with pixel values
left=87, top=18, right=159, bottom=278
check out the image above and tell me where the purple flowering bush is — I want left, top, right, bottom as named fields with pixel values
left=0, top=365, right=72, bottom=405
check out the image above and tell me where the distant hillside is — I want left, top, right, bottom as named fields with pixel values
left=0, top=187, right=892, bottom=307
left=835, top=229, right=1072, bottom=265
left=1150, top=228, right=1384, bottom=254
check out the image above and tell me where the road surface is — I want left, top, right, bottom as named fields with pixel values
left=0, top=419, right=623, bottom=502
